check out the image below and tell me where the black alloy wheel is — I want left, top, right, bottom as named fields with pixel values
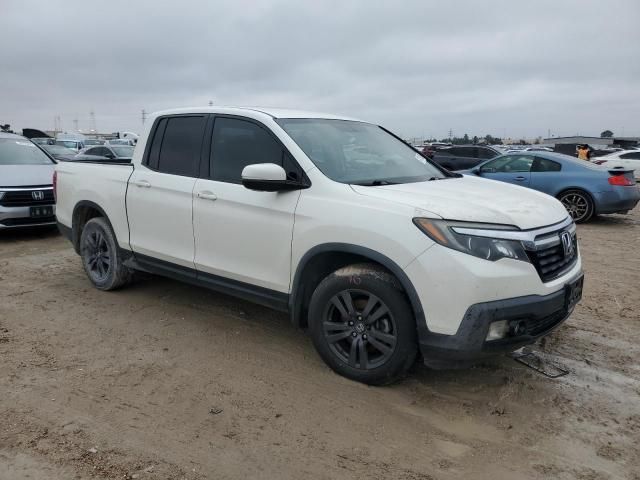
left=85, top=229, right=111, bottom=282
left=308, top=263, right=417, bottom=385
left=322, top=290, right=398, bottom=370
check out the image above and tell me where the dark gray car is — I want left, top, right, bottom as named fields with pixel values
left=431, top=145, right=502, bottom=170
left=0, top=132, right=56, bottom=229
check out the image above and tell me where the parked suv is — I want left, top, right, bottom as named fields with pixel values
left=55, top=107, right=583, bottom=384
left=0, top=132, right=56, bottom=229
left=432, top=145, right=501, bottom=170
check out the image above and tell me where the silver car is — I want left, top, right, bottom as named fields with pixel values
left=0, top=132, right=56, bottom=229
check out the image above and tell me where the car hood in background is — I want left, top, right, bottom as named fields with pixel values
left=0, top=164, right=55, bottom=187
left=351, top=175, right=568, bottom=230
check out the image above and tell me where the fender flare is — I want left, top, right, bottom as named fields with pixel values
left=71, top=200, right=118, bottom=253
left=289, top=243, right=427, bottom=337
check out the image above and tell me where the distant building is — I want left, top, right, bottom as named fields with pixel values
left=542, top=136, right=639, bottom=156
left=543, top=136, right=639, bottom=148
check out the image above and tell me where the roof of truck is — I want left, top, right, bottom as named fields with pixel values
left=151, top=106, right=364, bottom=122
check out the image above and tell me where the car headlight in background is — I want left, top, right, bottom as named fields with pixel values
left=413, top=218, right=529, bottom=262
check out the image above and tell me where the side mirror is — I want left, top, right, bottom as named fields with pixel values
left=241, top=163, right=307, bottom=192
left=471, top=168, right=480, bottom=175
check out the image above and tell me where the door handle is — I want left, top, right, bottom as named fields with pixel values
left=197, top=191, right=217, bottom=201
left=514, top=176, right=527, bottom=181
left=133, top=180, right=151, bottom=188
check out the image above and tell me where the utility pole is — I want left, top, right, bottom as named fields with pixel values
left=141, top=109, right=147, bottom=125
left=90, top=110, right=96, bottom=132
left=448, top=128, right=453, bottom=141
left=73, top=117, right=79, bottom=132
left=208, top=100, right=213, bottom=106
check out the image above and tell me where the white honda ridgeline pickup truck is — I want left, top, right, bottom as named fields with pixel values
left=55, top=107, right=584, bottom=384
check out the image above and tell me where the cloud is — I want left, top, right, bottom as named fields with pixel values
left=1, top=0, right=638, bottom=139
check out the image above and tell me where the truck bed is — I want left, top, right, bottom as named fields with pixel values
left=55, top=161, right=134, bottom=250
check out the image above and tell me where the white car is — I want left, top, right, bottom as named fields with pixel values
left=55, top=107, right=583, bottom=384
left=594, top=150, right=640, bottom=180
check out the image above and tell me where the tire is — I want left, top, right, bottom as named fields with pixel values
left=308, top=263, right=418, bottom=385
left=79, top=217, right=133, bottom=291
left=558, top=189, right=594, bottom=223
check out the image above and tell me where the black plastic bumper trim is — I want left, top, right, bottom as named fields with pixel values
left=419, top=284, right=579, bottom=369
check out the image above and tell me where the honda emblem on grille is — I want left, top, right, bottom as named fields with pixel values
left=560, top=231, right=574, bottom=257
left=32, top=191, right=44, bottom=200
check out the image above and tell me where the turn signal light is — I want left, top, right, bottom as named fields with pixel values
left=608, top=175, right=634, bottom=186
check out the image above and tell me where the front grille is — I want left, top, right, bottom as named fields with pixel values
left=0, top=216, right=56, bottom=226
left=527, top=230, right=578, bottom=282
left=0, top=188, right=55, bottom=207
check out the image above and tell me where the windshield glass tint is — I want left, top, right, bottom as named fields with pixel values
left=0, top=138, right=53, bottom=165
left=276, top=119, right=446, bottom=184
left=112, top=146, right=134, bottom=157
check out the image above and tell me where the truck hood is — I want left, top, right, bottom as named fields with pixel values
left=0, top=164, right=55, bottom=187
left=351, top=175, right=568, bottom=230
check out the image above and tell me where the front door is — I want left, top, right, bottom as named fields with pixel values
left=193, top=116, right=302, bottom=293
left=479, top=154, right=533, bottom=187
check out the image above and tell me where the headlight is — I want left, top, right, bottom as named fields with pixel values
left=413, top=218, right=529, bottom=262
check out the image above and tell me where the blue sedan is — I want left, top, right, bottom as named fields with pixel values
left=462, top=152, right=640, bottom=223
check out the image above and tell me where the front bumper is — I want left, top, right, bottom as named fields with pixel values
left=418, top=285, right=579, bottom=369
left=0, top=204, right=56, bottom=229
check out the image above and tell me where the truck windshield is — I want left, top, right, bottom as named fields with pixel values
left=0, top=138, right=54, bottom=165
left=276, top=118, right=447, bottom=185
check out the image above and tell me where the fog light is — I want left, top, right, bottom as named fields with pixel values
left=486, top=320, right=509, bottom=341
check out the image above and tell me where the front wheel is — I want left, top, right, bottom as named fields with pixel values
left=558, top=189, right=594, bottom=223
left=308, top=264, right=418, bottom=385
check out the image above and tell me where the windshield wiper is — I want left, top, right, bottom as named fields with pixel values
left=352, top=179, right=398, bottom=186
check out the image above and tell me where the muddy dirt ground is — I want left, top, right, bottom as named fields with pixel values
left=1, top=209, right=639, bottom=480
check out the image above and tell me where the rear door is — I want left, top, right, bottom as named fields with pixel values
left=192, top=116, right=302, bottom=293
left=127, top=115, right=207, bottom=268
left=478, top=154, right=533, bottom=186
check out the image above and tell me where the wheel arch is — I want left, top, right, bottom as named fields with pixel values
left=289, top=243, right=426, bottom=333
left=71, top=201, right=117, bottom=254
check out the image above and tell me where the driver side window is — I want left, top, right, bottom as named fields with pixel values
left=480, top=156, right=513, bottom=172
left=482, top=155, right=533, bottom=173
left=85, top=147, right=102, bottom=156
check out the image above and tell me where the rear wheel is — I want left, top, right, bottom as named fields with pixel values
left=558, top=189, right=594, bottom=223
left=308, top=264, right=418, bottom=385
left=80, top=217, right=133, bottom=290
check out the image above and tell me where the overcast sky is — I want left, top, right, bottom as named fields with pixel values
left=1, top=0, right=638, bottom=140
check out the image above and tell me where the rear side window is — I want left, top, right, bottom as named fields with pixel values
left=210, top=117, right=301, bottom=183
left=146, top=118, right=167, bottom=170
left=532, top=157, right=562, bottom=172
left=620, top=152, right=640, bottom=160
left=146, top=116, right=205, bottom=176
